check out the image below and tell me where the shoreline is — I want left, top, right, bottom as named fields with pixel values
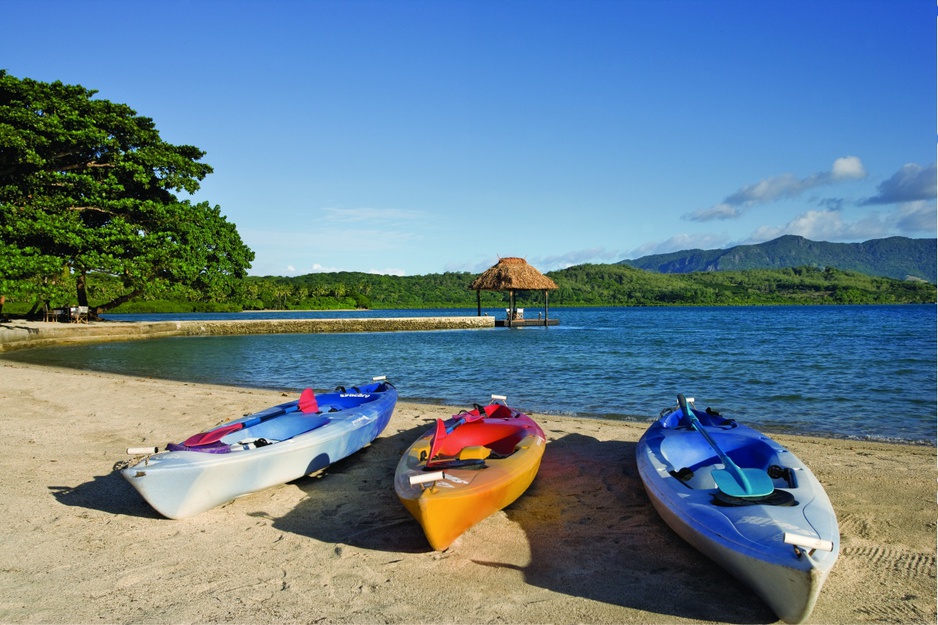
left=1, top=318, right=934, bottom=447
left=0, top=360, right=934, bottom=624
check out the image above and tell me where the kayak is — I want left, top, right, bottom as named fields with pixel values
left=635, top=394, right=839, bottom=624
left=120, top=377, right=397, bottom=519
left=395, top=397, right=546, bottom=550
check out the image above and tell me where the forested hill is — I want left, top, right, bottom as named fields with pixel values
left=618, top=236, right=937, bottom=283
left=92, top=263, right=936, bottom=314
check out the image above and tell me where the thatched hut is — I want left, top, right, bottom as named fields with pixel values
left=470, top=257, right=559, bottom=327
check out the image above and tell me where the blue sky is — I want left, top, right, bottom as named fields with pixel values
left=3, top=0, right=935, bottom=276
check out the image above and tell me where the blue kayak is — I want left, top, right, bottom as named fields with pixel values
left=121, top=378, right=397, bottom=519
left=636, top=395, right=839, bottom=624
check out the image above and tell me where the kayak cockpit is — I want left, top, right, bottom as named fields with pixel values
left=659, top=431, right=779, bottom=472
left=432, top=421, right=530, bottom=457
left=655, top=429, right=798, bottom=495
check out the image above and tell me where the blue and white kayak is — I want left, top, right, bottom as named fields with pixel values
left=635, top=394, right=839, bottom=624
left=121, top=377, right=397, bottom=519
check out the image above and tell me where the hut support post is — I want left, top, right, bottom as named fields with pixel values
left=543, top=290, right=549, bottom=326
left=508, top=290, right=515, bottom=327
left=477, top=290, right=481, bottom=316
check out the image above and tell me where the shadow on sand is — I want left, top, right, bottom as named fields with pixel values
left=271, top=421, right=776, bottom=623
left=53, top=419, right=775, bottom=622
left=50, top=470, right=163, bottom=519
left=270, top=424, right=432, bottom=553
left=483, top=430, right=776, bottom=624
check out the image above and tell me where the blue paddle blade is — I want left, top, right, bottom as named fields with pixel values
left=712, top=467, right=775, bottom=497
left=676, top=393, right=775, bottom=498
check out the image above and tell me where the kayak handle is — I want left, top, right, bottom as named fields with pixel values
left=409, top=471, right=445, bottom=486
left=127, top=446, right=159, bottom=455
left=784, top=532, right=834, bottom=555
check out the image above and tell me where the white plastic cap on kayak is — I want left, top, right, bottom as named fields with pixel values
left=373, top=375, right=387, bottom=381
left=491, top=394, right=507, bottom=402
left=784, top=532, right=834, bottom=552
left=127, top=447, right=159, bottom=455
left=409, top=471, right=445, bottom=486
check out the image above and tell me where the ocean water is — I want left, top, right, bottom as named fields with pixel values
left=4, top=305, right=935, bottom=444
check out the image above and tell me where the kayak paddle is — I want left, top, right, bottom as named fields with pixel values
left=677, top=394, right=774, bottom=498
left=182, top=388, right=320, bottom=447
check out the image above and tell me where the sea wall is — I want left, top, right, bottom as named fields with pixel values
left=0, top=316, right=495, bottom=353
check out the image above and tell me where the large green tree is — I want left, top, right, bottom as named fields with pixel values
left=0, top=71, right=253, bottom=314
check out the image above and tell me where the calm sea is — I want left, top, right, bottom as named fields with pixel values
left=4, top=305, right=935, bottom=445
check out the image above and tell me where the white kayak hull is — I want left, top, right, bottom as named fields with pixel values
left=121, top=381, right=397, bottom=519
left=636, top=397, right=839, bottom=624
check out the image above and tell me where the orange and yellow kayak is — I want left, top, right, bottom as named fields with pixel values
left=394, top=399, right=546, bottom=551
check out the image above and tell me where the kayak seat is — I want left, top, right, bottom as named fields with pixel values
left=424, top=458, right=487, bottom=470
left=712, top=489, right=797, bottom=507
left=433, top=421, right=527, bottom=457
left=223, top=414, right=331, bottom=444
left=660, top=432, right=779, bottom=474
left=457, top=446, right=492, bottom=461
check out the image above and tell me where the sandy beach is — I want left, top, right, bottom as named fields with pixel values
left=0, top=356, right=935, bottom=624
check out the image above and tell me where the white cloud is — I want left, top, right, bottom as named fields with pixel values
left=530, top=248, right=622, bottom=271
left=747, top=209, right=886, bottom=243
left=831, top=156, right=866, bottom=180
left=626, top=233, right=731, bottom=258
left=684, top=202, right=742, bottom=221
left=894, top=201, right=938, bottom=233
left=685, top=156, right=867, bottom=222
left=861, top=162, right=937, bottom=205
left=746, top=201, right=936, bottom=244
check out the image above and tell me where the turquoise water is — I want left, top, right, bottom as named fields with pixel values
left=5, top=305, right=935, bottom=444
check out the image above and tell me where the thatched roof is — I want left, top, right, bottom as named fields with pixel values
left=469, top=257, right=558, bottom=291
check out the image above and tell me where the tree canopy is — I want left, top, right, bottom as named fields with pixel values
left=0, top=71, right=254, bottom=314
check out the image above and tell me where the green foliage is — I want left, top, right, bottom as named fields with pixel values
left=240, top=272, right=505, bottom=310
left=542, top=264, right=936, bottom=306
left=109, top=299, right=242, bottom=314
left=5, top=256, right=930, bottom=315
left=35, top=263, right=929, bottom=314
left=0, top=71, right=254, bottom=314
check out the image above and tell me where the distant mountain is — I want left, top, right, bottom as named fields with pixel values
left=619, top=236, right=937, bottom=283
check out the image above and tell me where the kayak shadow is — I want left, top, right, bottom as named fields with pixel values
left=270, top=423, right=431, bottom=553
left=50, top=471, right=162, bottom=519
left=487, top=431, right=776, bottom=624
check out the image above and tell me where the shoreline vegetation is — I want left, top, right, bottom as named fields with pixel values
left=4, top=264, right=935, bottom=318
left=0, top=360, right=934, bottom=624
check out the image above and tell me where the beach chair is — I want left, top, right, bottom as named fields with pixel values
left=70, top=306, right=89, bottom=323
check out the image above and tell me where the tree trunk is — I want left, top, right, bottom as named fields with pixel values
left=76, top=271, right=89, bottom=307
left=95, top=287, right=145, bottom=316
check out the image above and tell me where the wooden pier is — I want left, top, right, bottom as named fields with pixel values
left=495, top=317, right=559, bottom=328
